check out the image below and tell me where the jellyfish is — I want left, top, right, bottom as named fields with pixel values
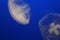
left=39, top=13, right=60, bottom=40
left=8, top=0, right=30, bottom=25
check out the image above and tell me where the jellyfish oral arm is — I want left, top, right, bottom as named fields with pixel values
left=49, top=23, right=60, bottom=35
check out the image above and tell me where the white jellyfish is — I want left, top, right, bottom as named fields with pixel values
left=8, top=0, right=30, bottom=25
left=39, top=13, right=60, bottom=40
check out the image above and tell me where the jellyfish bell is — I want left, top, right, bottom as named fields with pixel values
left=8, top=0, right=30, bottom=25
left=39, top=13, right=60, bottom=40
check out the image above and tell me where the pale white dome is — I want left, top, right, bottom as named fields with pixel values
left=8, top=0, right=30, bottom=25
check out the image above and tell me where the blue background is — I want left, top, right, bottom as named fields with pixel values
left=1, top=0, right=60, bottom=40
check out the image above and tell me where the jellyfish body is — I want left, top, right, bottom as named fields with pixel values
left=8, top=0, right=30, bottom=25
left=39, top=13, right=60, bottom=40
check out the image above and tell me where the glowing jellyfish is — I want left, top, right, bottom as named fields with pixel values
left=39, top=13, right=60, bottom=40
left=8, top=0, right=30, bottom=25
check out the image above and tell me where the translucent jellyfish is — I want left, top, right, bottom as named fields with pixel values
left=8, top=0, right=30, bottom=25
left=39, top=13, right=60, bottom=40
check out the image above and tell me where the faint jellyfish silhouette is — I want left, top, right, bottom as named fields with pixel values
left=39, top=13, right=60, bottom=40
left=8, top=0, right=30, bottom=25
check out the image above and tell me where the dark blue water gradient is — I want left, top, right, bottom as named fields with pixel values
left=1, top=0, right=60, bottom=40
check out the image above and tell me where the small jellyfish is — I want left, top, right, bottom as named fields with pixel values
left=8, top=0, right=30, bottom=25
left=39, top=13, right=60, bottom=40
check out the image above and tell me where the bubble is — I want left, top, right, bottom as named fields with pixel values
left=39, top=13, right=60, bottom=40
left=8, top=0, right=30, bottom=25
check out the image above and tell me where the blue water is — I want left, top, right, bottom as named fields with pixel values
left=1, top=0, right=60, bottom=40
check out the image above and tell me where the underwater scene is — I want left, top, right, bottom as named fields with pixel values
left=1, top=0, right=60, bottom=40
